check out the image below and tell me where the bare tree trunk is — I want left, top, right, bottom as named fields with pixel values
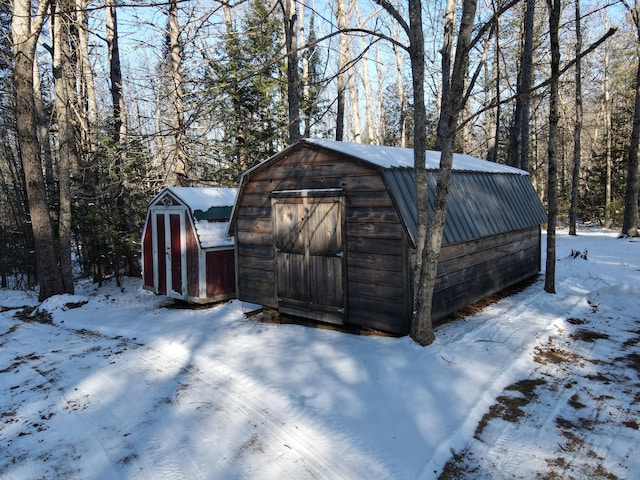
left=486, top=9, right=500, bottom=163
left=622, top=61, right=640, bottom=237
left=357, top=5, right=375, bottom=144
left=413, top=0, right=478, bottom=346
left=76, top=0, right=99, bottom=154
left=373, top=0, right=478, bottom=346
left=52, top=0, right=77, bottom=293
left=12, top=0, right=64, bottom=301
left=106, top=0, right=140, bottom=278
left=299, top=0, right=310, bottom=137
left=106, top=0, right=126, bottom=144
left=282, top=0, right=301, bottom=143
left=335, top=0, right=348, bottom=141
left=604, top=33, right=613, bottom=229
left=407, top=0, right=432, bottom=345
left=348, top=63, right=361, bottom=142
left=569, top=0, right=582, bottom=236
left=462, top=74, right=472, bottom=153
left=545, top=0, right=561, bottom=294
left=622, top=4, right=640, bottom=237
left=221, top=1, right=248, bottom=170
left=437, top=0, right=457, bottom=141
left=168, top=0, right=189, bottom=185
left=508, top=0, right=535, bottom=170
left=376, top=43, right=385, bottom=144
left=33, top=60, right=55, bottom=196
left=394, top=42, right=407, bottom=147
left=370, top=0, right=430, bottom=340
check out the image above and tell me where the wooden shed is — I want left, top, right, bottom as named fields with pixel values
left=228, top=139, right=547, bottom=335
left=142, top=187, right=237, bottom=304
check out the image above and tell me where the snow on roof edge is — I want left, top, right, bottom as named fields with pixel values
left=165, top=187, right=237, bottom=213
left=152, top=187, right=237, bottom=247
left=304, top=138, right=528, bottom=175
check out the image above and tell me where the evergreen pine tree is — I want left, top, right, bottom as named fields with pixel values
left=208, top=0, right=286, bottom=182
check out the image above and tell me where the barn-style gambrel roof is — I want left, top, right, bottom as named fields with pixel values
left=151, top=187, right=237, bottom=248
left=229, top=139, right=547, bottom=247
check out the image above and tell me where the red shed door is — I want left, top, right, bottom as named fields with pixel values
left=272, top=189, right=345, bottom=325
left=152, top=208, right=187, bottom=299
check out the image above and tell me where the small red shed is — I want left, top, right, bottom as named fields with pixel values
left=142, top=187, right=237, bottom=304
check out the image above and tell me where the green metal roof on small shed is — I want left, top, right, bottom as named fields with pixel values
left=228, top=139, right=548, bottom=247
left=150, top=187, right=237, bottom=249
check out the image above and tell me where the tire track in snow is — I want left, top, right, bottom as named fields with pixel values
left=2, top=319, right=207, bottom=479
left=472, top=294, right=603, bottom=477
left=130, top=339, right=392, bottom=479
left=3, top=312, right=392, bottom=479
left=1, top=320, right=134, bottom=479
left=438, top=280, right=639, bottom=479
left=419, top=277, right=589, bottom=478
left=50, top=329, right=209, bottom=480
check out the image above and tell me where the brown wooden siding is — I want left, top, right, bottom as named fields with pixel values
left=345, top=193, right=410, bottom=333
left=234, top=147, right=411, bottom=330
left=431, top=226, right=541, bottom=323
left=232, top=143, right=545, bottom=336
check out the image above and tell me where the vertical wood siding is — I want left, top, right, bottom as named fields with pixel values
left=142, top=213, right=154, bottom=289
left=273, top=193, right=345, bottom=324
left=156, top=214, right=167, bottom=295
left=185, top=216, right=199, bottom=298
left=205, top=249, right=235, bottom=299
left=234, top=147, right=411, bottom=332
left=169, top=213, right=182, bottom=295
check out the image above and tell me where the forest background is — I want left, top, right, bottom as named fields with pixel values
left=1, top=0, right=638, bottom=307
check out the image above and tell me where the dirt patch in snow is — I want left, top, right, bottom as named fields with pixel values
left=440, top=300, right=639, bottom=480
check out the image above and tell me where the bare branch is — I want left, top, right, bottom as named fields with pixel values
left=460, top=27, right=618, bottom=130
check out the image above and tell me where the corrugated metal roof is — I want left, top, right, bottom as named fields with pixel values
left=382, top=169, right=548, bottom=247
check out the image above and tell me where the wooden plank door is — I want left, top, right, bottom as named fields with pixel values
left=152, top=209, right=187, bottom=299
left=273, top=190, right=345, bottom=324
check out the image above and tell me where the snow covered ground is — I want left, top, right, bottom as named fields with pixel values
left=1, top=227, right=638, bottom=479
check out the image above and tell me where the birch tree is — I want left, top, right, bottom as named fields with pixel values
left=335, top=0, right=349, bottom=141
left=371, top=0, right=511, bottom=345
left=76, top=0, right=99, bottom=154
left=412, top=0, right=479, bottom=345
left=485, top=6, right=500, bottom=164
left=604, top=27, right=613, bottom=229
left=569, top=0, right=583, bottom=236
left=370, top=0, right=429, bottom=340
